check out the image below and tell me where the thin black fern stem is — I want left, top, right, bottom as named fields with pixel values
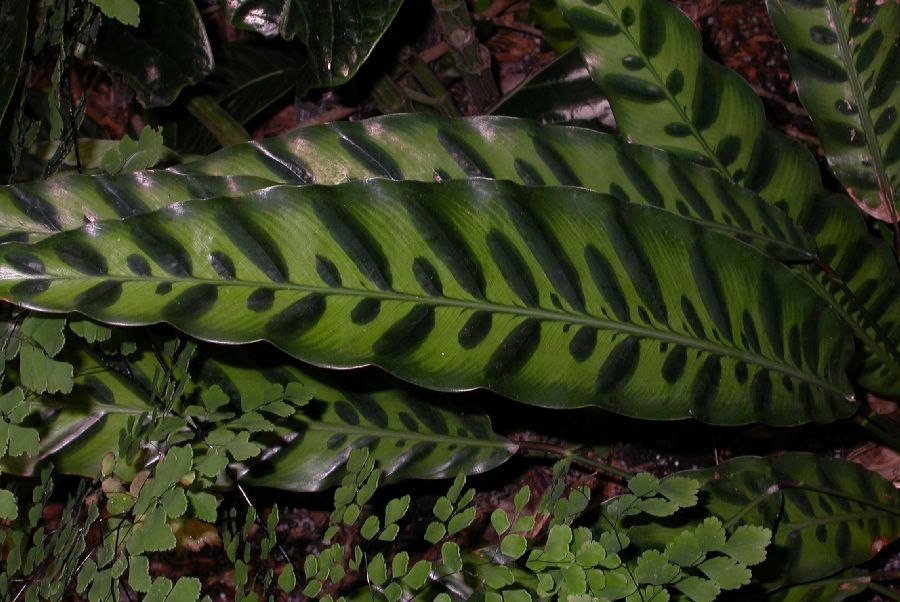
left=516, top=440, right=634, bottom=480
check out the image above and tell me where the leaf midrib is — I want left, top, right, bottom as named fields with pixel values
left=22, top=398, right=514, bottom=450
left=296, top=419, right=516, bottom=450
left=0, top=214, right=816, bottom=265
left=825, top=0, right=896, bottom=215
left=22, top=272, right=850, bottom=398
left=0, top=221, right=816, bottom=265
left=783, top=508, right=890, bottom=533
left=601, top=0, right=732, bottom=177
left=798, top=268, right=900, bottom=377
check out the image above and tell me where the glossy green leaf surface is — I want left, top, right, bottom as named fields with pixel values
left=555, top=0, right=822, bottom=214
left=767, top=0, right=900, bottom=221
left=622, top=453, right=900, bottom=590
left=799, top=192, right=900, bottom=394
left=0, top=179, right=855, bottom=425
left=201, top=350, right=515, bottom=490
left=490, top=50, right=617, bottom=132
left=0, top=0, right=29, bottom=126
left=0, top=116, right=815, bottom=263
left=0, top=172, right=275, bottom=244
left=224, top=0, right=404, bottom=87
left=90, top=0, right=214, bottom=107
left=179, top=115, right=815, bottom=262
left=557, top=0, right=900, bottom=395
left=5, top=341, right=513, bottom=490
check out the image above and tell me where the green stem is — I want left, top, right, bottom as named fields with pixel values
left=371, top=75, right=415, bottom=114
left=431, top=0, right=498, bottom=109
left=854, top=407, right=900, bottom=452
left=401, top=46, right=460, bottom=117
left=184, top=95, right=249, bottom=147
left=869, top=582, right=900, bottom=602
left=516, top=440, right=633, bottom=479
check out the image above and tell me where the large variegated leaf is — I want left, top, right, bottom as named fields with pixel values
left=0, top=179, right=855, bottom=425
left=5, top=338, right=513, bottom=490
left=0, top=116, right=815, bottom=263
left=554, top=0, right=822, bottom=214
left=556, top=0, right=900, bottom=395
left=198, top=349, right=515, bottom=490
left=767, top=0, right=900, bottom=221
left=180, top=115, right=815, bottom=262
left=619, top=453, right=900, bottom=591
left=800, top=192, right=900, bottom=392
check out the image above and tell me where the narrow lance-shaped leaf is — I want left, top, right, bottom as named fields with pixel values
left=766, top=0, right=900, bottom=221
left=3, top=113, right=894, bottom=392
left=0, top=179, right=855, bottom=425
left=0, top=116, right=813, bottom=265
left=555, top=0, right=822, bottom=213
left=556, top=0, right=900, bottom=395
left=198, top=349, right=515, bottom=490
left=2, top=339, right=514, bottom=490
left=181, top=115, right=816, bottom=263
left=619, top=453, right=900, bottom=591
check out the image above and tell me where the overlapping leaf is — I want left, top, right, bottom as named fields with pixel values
left=179, top=115, right=815, bottom=262
left=0, top=116, right=815, bottom=262
left=767, top=0, right=900, bottom=221
left=620, top=453, right=900, bottom=592
left=0, top=179, right=855, bottom=425
left=3, top=339, right=513, bottom=490
left=198, top=349, right=515, bottom=490
left=764, top=569, right=869, bottom=602
left=556, top=0, right=900, bottom=395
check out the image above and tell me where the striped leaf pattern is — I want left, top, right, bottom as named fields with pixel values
left=3, top=340, right=513, bottom=490
left=0, top=116, right=814, bottom=263
left=175, top=115, right=815, bottom=262
left=798, top=192, right=900, bottom=394
left=2, top=113, right=895, bottom=393
left=621, top=453, right=900, bottom=592
left=0, top=179, right=855, bottom=425
left=554, top=0, right=823, bottom=215
left=557, top=0, right=900, bottom=395
left=767, top=0, right=900, bottom=221
left=196, top=349, right=515, bottom=491
left=0, top=172, right=275, bottom=243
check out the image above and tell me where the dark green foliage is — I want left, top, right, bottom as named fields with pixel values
left=1, top=0, right=899, bottom=599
